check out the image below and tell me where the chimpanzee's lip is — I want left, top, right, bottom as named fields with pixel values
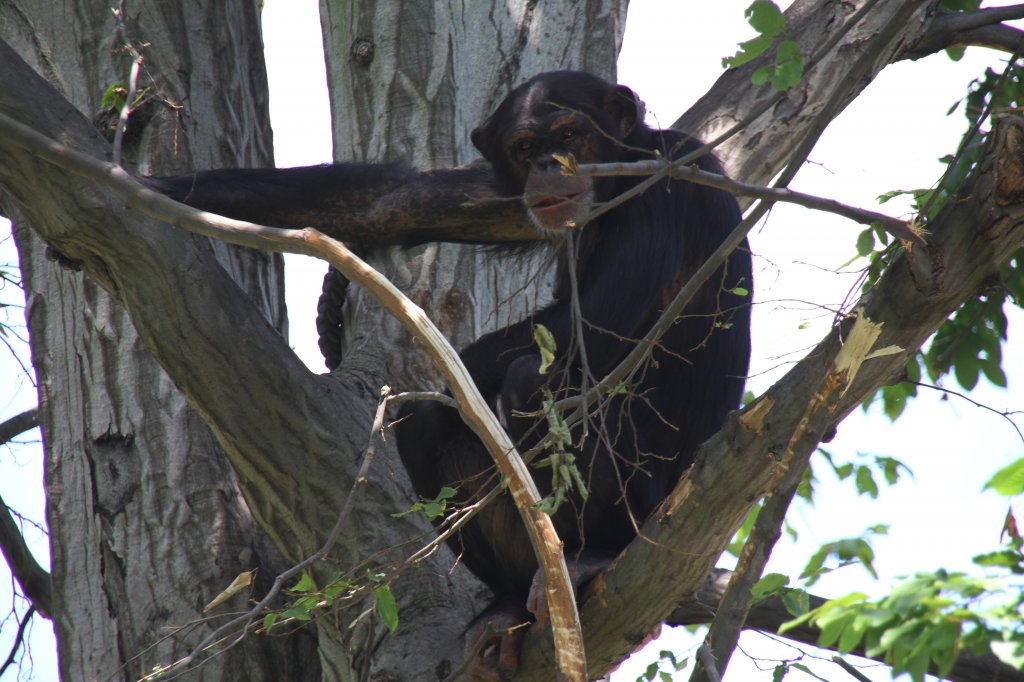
left=530, top=193, right=580, bottom=210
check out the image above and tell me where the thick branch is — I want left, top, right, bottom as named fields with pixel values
left=904, top=7, right=1024, bottom=59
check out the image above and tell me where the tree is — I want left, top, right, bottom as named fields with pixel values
left=0, top=1, right=1022, bottom=681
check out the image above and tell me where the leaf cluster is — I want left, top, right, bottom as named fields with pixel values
left=863, top=60, right=1024, bottom=419
left=262, top=570, right=399, bottom=636
left=777, top=565, right=1024, bottom=680
left=392, top=486, right=458, bottom=521
left=722, top=1, right=804, bottom=91
left=635, top=649, right=688, bottom=682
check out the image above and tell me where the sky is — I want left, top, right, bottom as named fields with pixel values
left=1, top=1, right=1023, bottom=680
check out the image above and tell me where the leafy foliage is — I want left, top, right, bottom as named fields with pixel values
left=780, top=559, right=1024, bottom=680
left=392, top=486, right=458, bottom=521
left=723, top=2, right=805, bottom=91
left=261, top=570, right=398, bottom=635
left=862, top=60, right=1024, bottom=418
left=636, top=649, right=688, bottom=682
left=535, top=388, right=588, bottom=515
left=800, top=527, right=887, bottom=586
left=817, top=448, right=911, bottom=500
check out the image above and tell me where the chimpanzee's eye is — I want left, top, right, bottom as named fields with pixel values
left=561, top=127, right=578, bottom=140
left=514, top=138, right=535, bottom=154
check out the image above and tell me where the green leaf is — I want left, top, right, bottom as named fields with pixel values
left=854, top=466, right=879, bottom=498
left=838, top=612, right=867, bottom=652
left=779, top=610, right=815, bottom=635
left=972, top=549, right=1024, bottom=572
left=953, top=354, right=980, bottom=390
left=289, top=572, right=316, bottom=593
left=751, top=65, right=772, bottom=86
left=981, top=361, right=1008, bottom=388
left=323, top=577, right=352, bottom=599
left=533, top=324, right=557, bottom=374
left=789, top=662, right=830, bottom=681
left=374, top=585, right=399, bottom=633
left=833, top=462, right=854, bottom=480
left=771, top=39, right=804, bottom=90
left=263, top=612, right=280, bottom=633
left=723, top=34, right=773, bottom=69
left=877, top=455, right=910, bottom=486
left=746, top=1, right=785, bottom=37
left=945, top=46, right=966, bottom=62
left=751, top=573, right=789, bottom=603
left=816, top=608, right=855, bottom=648
left=985, top=459, right=1024, bottom=496
left=856, top=229, right=875, bottom=257
left=282, top=605, right=313, bottom=621
left=781, top=588, right=811, bottom=617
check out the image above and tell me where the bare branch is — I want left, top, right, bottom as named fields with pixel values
left=577, top=159, right=924, bottom=245
left=0, top=605, right=35, bottom=676
left=0, top=495, right=51, bottom=618
left=0, top=408, right=38, bottom=446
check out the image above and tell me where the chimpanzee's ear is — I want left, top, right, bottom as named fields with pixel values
left=470, top=118, right=496, bottom=161
left=604, top=85, right=645, bottom=138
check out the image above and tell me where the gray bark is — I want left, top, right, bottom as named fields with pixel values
left=1, top=1, right=314, bottom=680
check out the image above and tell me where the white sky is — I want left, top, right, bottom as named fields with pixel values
left=1, top=1, right=1023, bottom=680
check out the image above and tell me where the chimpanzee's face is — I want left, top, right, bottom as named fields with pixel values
left=471, top=72, right=640, bottom=235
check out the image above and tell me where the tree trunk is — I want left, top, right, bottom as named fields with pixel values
left=1, top=1, right=316, bottom=679
left=314, top=1, right=626, bottom=676
left=2, top=0, right=1023, bottom=680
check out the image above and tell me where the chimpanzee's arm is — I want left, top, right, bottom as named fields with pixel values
left=143, top=163, right=539, bottom=247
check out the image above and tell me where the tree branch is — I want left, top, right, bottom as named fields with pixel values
left=0, top=495, right=51, bottom=618
left=904, top=7, right=1024, bottom=59
left=577, top=159, right=923, bottom=245
left=0, top=408, right=38, bottom=446
left=0, top=605, right=35, bottom=677
left=0, top=409, right=50, bottom=619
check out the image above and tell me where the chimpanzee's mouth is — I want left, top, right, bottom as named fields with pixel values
left=530, top=193, right=580, bottom=210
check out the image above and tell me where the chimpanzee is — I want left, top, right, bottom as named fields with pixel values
left=394, top=71, right=751, bottom=676
left=146, top=71, right=751, bottom=679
